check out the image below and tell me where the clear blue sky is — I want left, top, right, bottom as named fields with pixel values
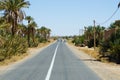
left=24, top=0, right=120, bottom=36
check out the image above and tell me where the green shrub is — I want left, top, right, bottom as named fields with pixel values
left=0, top=36, right=28, bottom=61
left=38, top=37, right=47, bottom=43
left=87, top=39, right=99, bottom=48
left=72, top=36, right=85, bottom=46
left=87, top=39, right=94, bottom=48
left=109, top=39, right=120, bottom=63
left=99, top=29, right=120, bottom=63
left=99, top=40, right=110, bottom=56
left=29, top=38, right=39, bottom=47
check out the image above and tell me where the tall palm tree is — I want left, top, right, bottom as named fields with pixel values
left=29, top=21, right=37, bottom=43
left=85, top=26, right=94, bottom=41
left=17, top=23, right=27, bottom=37
left=25, top=16, right=33, bottom=47
left=0, top=0, right=30, bottom=36
left=38, top=26, right=51, bottom=41
left=95, top=25, right=105, bottom=41
left=39, top=26, right=47, bottom=39
left=25, top=16, right=33, bottom=24
left=46, top=28, right=51, bottom=40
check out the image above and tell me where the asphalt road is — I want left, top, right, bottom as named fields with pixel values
left=0, top=41, right=101, bottom=80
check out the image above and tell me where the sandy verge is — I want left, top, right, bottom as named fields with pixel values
left=0, top=41, right=54, bottom=75
left=67, top=43, right=120, bottom=80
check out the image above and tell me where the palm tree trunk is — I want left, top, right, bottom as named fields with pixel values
left=28, top=27, right=30, bottom=47
left=12, top=21, right=15, bottom=36
left=32, top=28, right=35, bottom=43
left=12, top=12, right=18, bottom=36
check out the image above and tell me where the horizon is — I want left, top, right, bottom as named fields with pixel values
left=24, top=0, right=120, bottom=36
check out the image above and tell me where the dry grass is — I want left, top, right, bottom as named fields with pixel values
left=79, top=46, right=112, bottom=63
left=0, top=53, right=28, bottom=66
left=69, top=41, right=110, bottom=62
left=79, top=47, right=100, bottom=59
left=69, top=41, right=100, bottom=60
left=37, top=42, right=50, bottom=48
left=67, top=39, right=73, bottom=45
left=0, top=40, right=54, bottom=66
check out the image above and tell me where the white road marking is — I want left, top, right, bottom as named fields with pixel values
left=45, top=43, right=59, bottom=80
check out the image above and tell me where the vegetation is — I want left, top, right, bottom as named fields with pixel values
left=72, top=35, right=84, bottom=47
left=0, top=36, right=27, bottom=61
left=84, top=25, right=105, bottom=48
left=72, top=20, right=120, bottom=64
left=37, top=26, right=51, bottom=43
left=0, top=0, right=30, bottom=36
left=0, top=0, right=119, bottom=65
left=99, top=21, right=120, bottom=63
left=72, top=25, right=105, bottom=47
left=0, top=0, right=51, bottom=62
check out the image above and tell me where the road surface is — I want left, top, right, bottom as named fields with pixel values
left=0, top=41, right=101, bottom=80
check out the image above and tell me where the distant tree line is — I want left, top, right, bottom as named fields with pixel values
left=72, top=20, right=120, bottom=64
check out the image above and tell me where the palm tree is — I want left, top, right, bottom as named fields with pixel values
left=39, top=26, right=47, bottom=39
left=17, top=23, right=27, bottom=37
left=25, top=16, right=33, bottom=47
left=85, top=25, right=105, bottom=47
left=46, top=28, right=51, bottom=40
left=0, top=0, right=30, bottom=36
left=25, top=16, right=33, bottom=24
left=38, top=26, right=51, bottom=41
left=0, top=16, right=11, bottom=36
left=29, top=21, right=37, bottom=43
left=85, top=26, right=94, bottom=41
left=95, top=25, right=105, bottom=40
left=109, top=20, right=120, bottom=29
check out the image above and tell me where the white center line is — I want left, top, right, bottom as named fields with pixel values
left=45, top=43, right=59, bottom=80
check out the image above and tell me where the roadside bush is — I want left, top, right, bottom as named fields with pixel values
left=99, top=40, right=111, bottom=56
left=87, top=39, right=99, bottom=48
left=38, top=37, right=47, bottom=43
left=99, top=29, right=120, bottom=63
left=29, top=38, right=39, bottom=47
left=109, top=39, right=120, bottom=63
left=87, top=39, right=94, bottom=48
left=72, top=38, right=80, bottom=46
left=0, top=36, right=28, bottom=61
left=72, top=36, right=85, bottom=46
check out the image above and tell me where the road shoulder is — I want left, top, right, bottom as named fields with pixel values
left=66, top=43, right=120, bottom=80
left=0, top=42, right=55, bottom=75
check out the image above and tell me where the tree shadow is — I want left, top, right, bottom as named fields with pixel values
left=79, top=58, right=100, bottom=61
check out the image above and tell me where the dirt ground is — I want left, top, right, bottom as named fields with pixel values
left=1, top=41, right=120, bottom=80
left=67, top=43, right=120, bottom=80
left=0, top=41, right=54, bottom=75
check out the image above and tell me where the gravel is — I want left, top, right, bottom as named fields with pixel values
left=67, top=43, right=120, bottom=80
